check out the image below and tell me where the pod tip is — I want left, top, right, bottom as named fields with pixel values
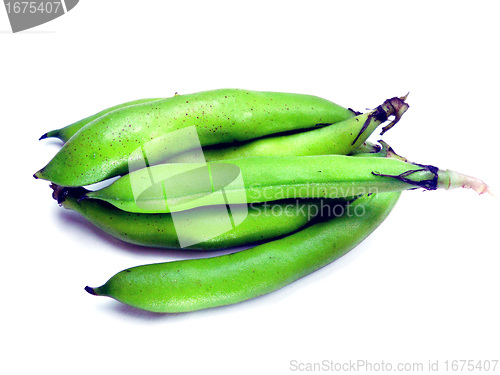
left=85, top=286, right=97, bottom=295
left=39, top=130, right=62, bottom=141
left=33, top=170, right=42, bottom=179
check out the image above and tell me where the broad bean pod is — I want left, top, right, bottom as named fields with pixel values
left=85, top=192, right=401, bottom=313
left=34, top=89, right=356, bottom=186
left=54, top=185, right=332, bottom=250
left=83, top=153, right=489, bottom=214
left=168, top=96, right=407, bottom=162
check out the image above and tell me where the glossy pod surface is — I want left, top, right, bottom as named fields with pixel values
left=84, top=154, right=439, bottom=213
left=86, top=192, right=401, bottom=313
left=168, top=96, right=408, bottom=162
left=59, top=189, right=330, bottom=250
left=35, top=89, right=355, bottom=186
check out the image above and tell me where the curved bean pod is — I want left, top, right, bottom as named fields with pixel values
left=85, top=191, right=401, bottom=313
left=34, top=89, right=356, bottom=186
left=168, top=96, right=408, bottom=162
left=54, top=185, right=330, bottom=250
left=83, top=154, right=489, bottom=214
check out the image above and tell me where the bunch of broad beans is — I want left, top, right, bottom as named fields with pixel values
left=36, top=89, right=489, bottom=313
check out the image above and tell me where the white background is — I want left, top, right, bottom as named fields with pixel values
left=2, top=1, right=499, bottom=374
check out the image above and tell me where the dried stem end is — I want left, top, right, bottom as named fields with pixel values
left=439, top=169, right=491, bottom=195
left=379, top=95, right=410, bottom=135
left=351, top=94, right=410, bottom=146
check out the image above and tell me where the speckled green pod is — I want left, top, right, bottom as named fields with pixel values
left=85, top=191, right=401, bottom=313
left=34, top=89, right=356, bottom=186
left=56, top=186, right=331, bottom=250
left=167, top=96, right=408, bottom=162
left=83, top=154, right=442, bottom=214
left=39, top=98, right=163, bottom=143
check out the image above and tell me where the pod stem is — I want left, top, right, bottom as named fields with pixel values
left=374, top=140, right=491, bottom=195
left=440, top=170, right=491, bottom=195
left=372, top=164, right=440, bottom=191
left=379, top=93, right=410, bottom=135
left=352, top=94, right=410, bottom=145
left=373, top=164, right=491, bottom=195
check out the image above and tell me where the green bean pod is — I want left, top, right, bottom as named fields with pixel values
left=53, top=185, right=330, bottom=250
left=34, top=89, right=356, bottom=187
left=85, top=191, right=401, bottom=313
left=52, top=144, right=390, bottom=250
left=39, top=98, right=163, bottom=143
left=83, top=153, right=489, bottom=214
left=168, top=96, right=408, bottom=162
